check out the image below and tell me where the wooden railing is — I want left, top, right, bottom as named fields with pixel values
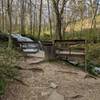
left=54, top=39, right=86, bottom=59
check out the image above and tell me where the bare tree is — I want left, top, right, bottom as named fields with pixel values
left=38, top=0, right=43, bottom=39
left=1, top=0, right=5, bottom=31
left=29, top=0, right=33, bottom=34
left=7, top=0, right=13, bottom=33
left=7, top=0, right=13, bottom=48
left=90, top=0, right=99, bottom=29
left=20, top=0, right=25, bottom=34
left=47, top=0, right=52, bottom=39
left=51, top=0, right=69, bottom=40
left=33, top=0, right=37, bottom=35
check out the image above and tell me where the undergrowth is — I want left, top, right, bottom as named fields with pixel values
left=0, top=48, right=22, bottom=96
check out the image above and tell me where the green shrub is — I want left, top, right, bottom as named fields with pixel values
left=41, top=33, right=51, bottom=41
left=0, top=48, right=22, bottom=96
left=87, top=44, right=100, bottom=65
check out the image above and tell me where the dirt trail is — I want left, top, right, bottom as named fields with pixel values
left=2, top=55, right=100, bottom=100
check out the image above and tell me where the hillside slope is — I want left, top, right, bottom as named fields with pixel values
left=66, top=15, right=100, bottom=32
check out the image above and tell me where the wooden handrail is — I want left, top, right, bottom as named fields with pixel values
left=54, top=40, right=85, bottom=45
left=17, top=41, right=38, bottom=44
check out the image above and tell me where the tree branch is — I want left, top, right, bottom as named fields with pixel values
left=60, top=0, right=68, bottom=15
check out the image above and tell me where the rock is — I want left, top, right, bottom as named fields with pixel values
left=48, top=91, right=64, bottom=100
left=94, top=67, right=100, bottom=74
left=41, top=91, right=50, bottom=96
left=69, top=60, right=78, bottom=65
left=50, top=82, right=58, bottom=89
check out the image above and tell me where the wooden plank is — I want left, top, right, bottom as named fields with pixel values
left=17, top=41, right=38, bottom=44
left=56, top=50, right=85, bottom=58
left=41, top=41, right=53, bottom=46
left=54, top=39, right=85, bottom=58
left=56, top=53, right=85, bottom=57
left=54, top=40, right=85, bottom=45
left=56, top=51, right=85, bottom=55
left=54, top=39, right=85, bottom=43
left=55, top=47, right=85, bottom=51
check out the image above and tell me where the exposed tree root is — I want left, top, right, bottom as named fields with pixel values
left=84, top=74, right=97, bottom=80
left=57, top=70, right=78, bottom=75
left=29, top=59, right=47, bottom=65
left=71, top=95, right=83, bottom=99
left=15, top=66, right=44, bottom=72
left=2, top=72, right=29, bottom=86
left=14, top=78, right=29, bottom=86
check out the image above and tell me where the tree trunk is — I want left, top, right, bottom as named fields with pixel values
left=47, top=0, right=52, bottom=39
left=38, top=0, right=43, bottom=39
left=56, top=15, right=62, bottom=40
left=29, top=0, right=33, bottom=34
left=33, top=0, right=37, bottom=35
left=7, top=0, right=13, bottom=48
left=1, top=0, right=5, bottom=32
left=20, top=0, right=25, bottom=34
left=51, top=0, right=68, bottom=40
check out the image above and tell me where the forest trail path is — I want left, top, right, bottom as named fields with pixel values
left=2, top=52, right=100, bottom=100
